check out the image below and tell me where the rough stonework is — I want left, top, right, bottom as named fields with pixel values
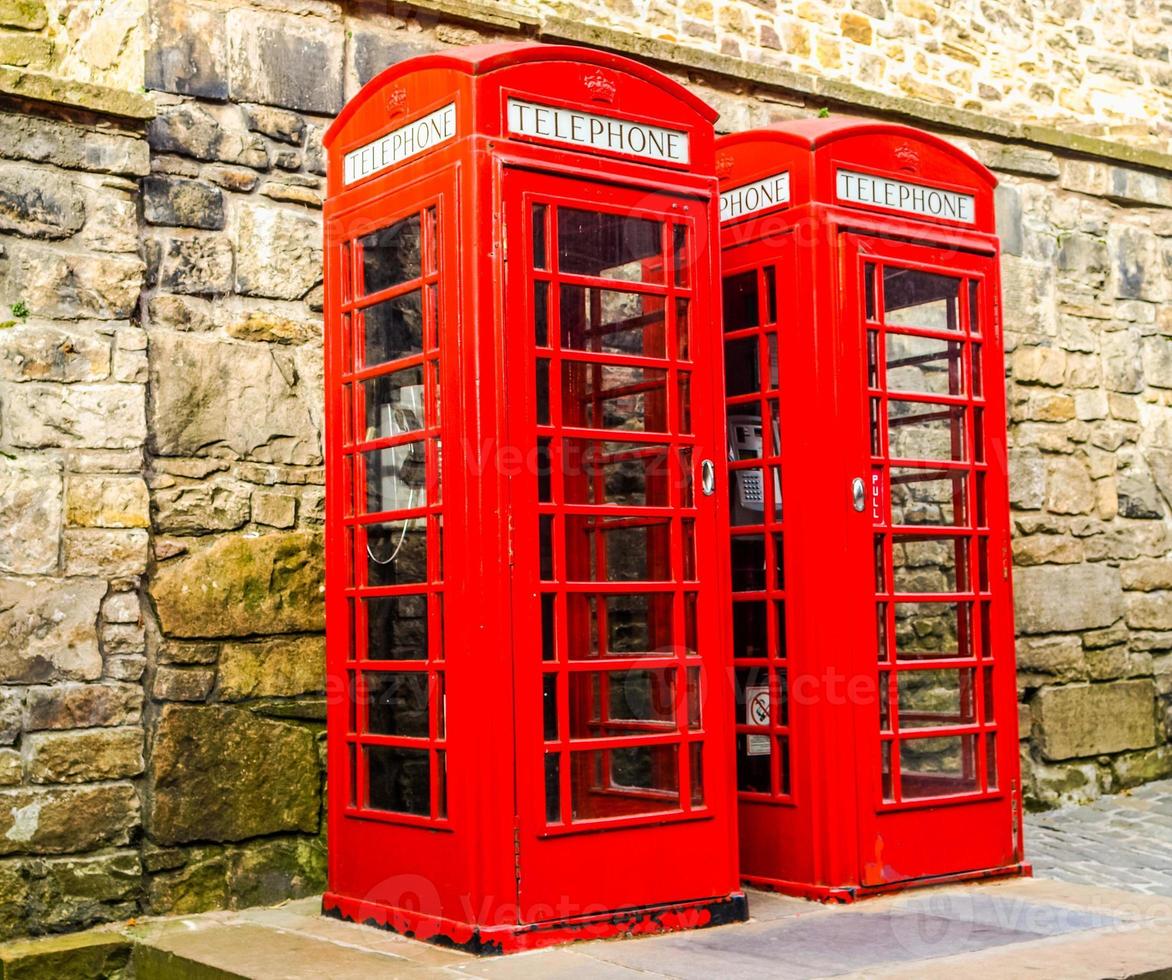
left=0, top=0, right=1170, bottom=945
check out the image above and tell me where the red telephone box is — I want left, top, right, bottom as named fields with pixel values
left=715, top=119, right=1027, bottom=900
left=320, top=43, right=745, bottom=952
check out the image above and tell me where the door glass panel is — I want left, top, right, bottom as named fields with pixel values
left=560, top=285, right=667, bottom=358
left=566, top=517, right=672, bottom=582
left=365, top=520, right=426, bottom=586
left=361, top=215, right=422, bottom=296
left=897, top=668, right=975, bottom=729
left=885, top=334, right=966, bottom=397
left=366, top=595, right=427, bottom=660
left=363, top=443, right=426, bottom=514
left=892, top=535, right=968, bottom=593
left=882, top=268, right=961, bottom=331
left=365, top=671, right=429, bottom=737
left=562, top=439, right=671, bottom=507
left=889, top=467, right=967, bottom=526
left=571, top=746, right=679, bottom=819
left=557, top=209, right=664, bottom=284
left=362, top=367, right=425, bottom=442
left=725, top=337, right=758, bottom=396
left=361, top=291, right=424, bottom=367
left=562, top=362, right=669, bottom=432
left=367, top=745, right=429, bottom=814
left=887, top=400, right=966, bottom=462
left=568, top=669, right=676, bottom=736
left=566, top=593, right=675, bottom=659
left=894, top=601, right=972, bottom=660
left=723, top=270, right=758, bottom=331
left=899, top=735, right=979, bottom=799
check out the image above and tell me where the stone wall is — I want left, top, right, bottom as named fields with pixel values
left=0, top=0, right=1170, bottom=942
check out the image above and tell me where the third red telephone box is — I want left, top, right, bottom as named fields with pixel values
left=321, top=42, right=744, bottom=951
left=716, top=119, right=1027, bottom=899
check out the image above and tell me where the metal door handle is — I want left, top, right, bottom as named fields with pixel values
left=701, top=459, right=716, bottom=496
left=851, top=476, right=865, bottom=512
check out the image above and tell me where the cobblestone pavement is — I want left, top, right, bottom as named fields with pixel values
left=1025, top=779, right=1172, bottom=897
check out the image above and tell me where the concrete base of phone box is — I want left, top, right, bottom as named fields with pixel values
left=743, top=862, right=1032, bottom=904
left=321, top=889, right=750, bottom=954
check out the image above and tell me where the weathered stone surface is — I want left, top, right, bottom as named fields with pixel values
left=227, top=10, right=343, bottom=114
left=65, top=475, right=149, bottom=529
left=148, top=103, right=269, bottom=169
left=153, top=233, right=234, bottom=295
left=235, top=204, right=321, bottom=300
left=152, top=483, right=250, bottom=534
left=1121, top=559, right=1172, bottom=592
left=251, top=490, right=296, bottom=528
left=0, top=748, right=19, bottom=786
left=101, top=621, right=144, bottom=655
left=0, top=689, right=20, bottom=744
left=1, top=243, right=143, bottom=319
left=0, top=930, right=133, bottom=974
left=146, top=0, right=228, bottom=99
left=151, top=666, right=214, bottom=701
left=2, top=383, right=145, bottom=450
left=241, top=103, right=305, bottom=144
left=1113, top=225, right=1165, bottom=303
left=226, top=310, right=319, bottom=345
left=23, top=682, right=142, bottom=731
left=1125, top=592, right=1172, bottom=631
left=1012, top=346, right=1066, bottom=386
left=25, top=727, right=143, bottom=783
left=152, top=531, right=323, bottom=638
left=1142, top=335, right=1172, bottom=389
left=1016, top=634, right=1083, bottom=680
left=1034, top=680, right=1157, bottom=760
left=1014, top=562, right=1124, bottom=634
left=22, top=850, right=141, bottom=934
left=147, top=292, right=215, bottom=331
left=0, top=459, right=60, bottom=574
left=0, top=113, right=148, bottom=178
left=0, top=784, right=139, bottom=855
left=1044, top=456, right=1095, bottom=514
left=0, top=578, right=104, bottom=683
left=0, top=0, right=46, bottom=29
left=149, top=332, right=320, bottom=465
left=63, top=529, right=148, bottom=577
left=994, top=183, right=1022, bottom=256
left=217, top=635, right=324, bottom=700
left=146, top=704, right=320, bottom=844
left=142, top=175, right=225, bottom=230
left=0, top=323, right=110, bottom=383
left=1116, top=459, right=1164, bottom=519
left=1102, top=329, right=1144, bottom=393
left=0, top=162, right=85, bottom=239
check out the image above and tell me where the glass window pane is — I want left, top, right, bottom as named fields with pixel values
left=361, top=290, right=423, bottom=367
left=733, top=601, right=768, bottom=658
left=363, top=442, right=426, bottom=514
left=885, top=334, right=966, bottom=397
left=894, top=601, right=973, bottom=660
left=566, top=517, right=672, bottom=583
left=882, top=268, right=961, bottom=330
left=557, top=209, right=664, bottom=283
left=360, top=215, right=421, bottom=296
left=365, top=520, right=427, bottom=586
left=889, top=467, right=967, bottom=527
left=367, top=745, right=429, bottom=814
left=562, top=362, right=668, bottom=432
left=559, top=285, right=667, bottom=358
left=892, top=535, right=969, bottom=594
left=897, top=667, right=976, bottom=729
left=543, top=673, right=558, bottom=740
left=887, top=400, right=966, bottom=462
left=571, top=745, right=679, bottom=820
left=736, top=734, right=770, bottom=793
left=568, top=668, right=676, bottom=738
left=722, top=270, right=758, bottom=332
left=563, top=439, right=671, bottom=507
left=365, top=671, right=429, bottom=737
left=532, top=204, right=547, bottom=270
left=545, top=753, right=560, bottom=822
left=566, top=592, right=675, bottom=658
left=362, top=367, right=425, bottom=442
left=899, top=734, right=979, bottom=799
left=731, top=536, right=766, bottom=591
left=725, top=337, right=758, bottom=396
left=366, top=595, right=427, bottom=660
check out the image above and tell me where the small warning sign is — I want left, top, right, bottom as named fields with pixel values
left=746, top=685, right=771, bottom=756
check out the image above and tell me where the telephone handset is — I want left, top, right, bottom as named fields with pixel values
left=727, top=413, right=782, bottom=526
left=368, top=384, right=425, bottom=569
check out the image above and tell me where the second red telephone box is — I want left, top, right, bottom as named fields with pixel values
left=715, top=119, right=1027, bottom=900
left=320, top=43, right=744, bottom=952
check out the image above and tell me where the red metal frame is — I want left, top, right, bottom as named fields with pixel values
left=322, top=43, right=744, bottom=953
left=716, top=120, right=1028, bottom=901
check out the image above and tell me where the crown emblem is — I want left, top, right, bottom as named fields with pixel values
left=715, top=154, right=734, bottom=178
left=894, top=142, right=919, bottom=173
left=583, top=70, right=616, bottom=103
left=385, top=88, right=408, bottom=116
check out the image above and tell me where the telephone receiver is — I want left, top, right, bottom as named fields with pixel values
left=727, top=413, right=782, bottom=525
left=380, top=384, right=425, bottom=513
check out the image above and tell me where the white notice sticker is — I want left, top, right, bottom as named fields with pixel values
left=720, top=171, right=790, bottom=222
left=746, top=685, right=771, bottom=756
left=836, top=169, right=975, bottom=224
left=343, top=103, right=457, bottom=186
left=506, top=98, right=689, bottom=164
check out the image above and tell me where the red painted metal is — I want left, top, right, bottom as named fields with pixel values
left=716, top=119, right=1028, bottom=901
left=321, top=42, right=745, bottom=953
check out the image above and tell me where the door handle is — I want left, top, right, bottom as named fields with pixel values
left=701, top=459, right=716, bottom=496
left=851, top=476, right=865, bottom=512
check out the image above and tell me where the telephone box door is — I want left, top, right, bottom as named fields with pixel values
left=842, top=234, right=1020, bottom=886
left=504, top=168, right=735, bottom=918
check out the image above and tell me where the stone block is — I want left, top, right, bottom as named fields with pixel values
left=22, top=850, right=141, bottom=934
left=1043, top=456, right=1095, bottom=514
left=1000, top=256, right=1056, bottom=341
left=0, top=323, right=110, bottom=383
left=1102, top=329, right=1144, bottom=393
left=25, top=727, right=143, bottom=783
left=0, top=113, right=148, bottom=178
left=145, top=0, right=228, bottom=99
left=0, top=931, right=132, bottom=977
left=234, top=204, right=321, bottom=300
left=1014, top=562, right=1123, bottom=634
left=149, top=332, right=320, bottom=466
left=0, top=783, right=139, bottom=855
left=1015, top=634, right=1084, bottom=681
left=0, top=0, right=46, bottom=29
left=1034, top=680, right=1157, bottom=760
left=145, top=704, right=320, bottom=844
left=251, top=490, right=296, bottom=528
left=241, top=103, right=305, bottom=145
left=65, top=475, right=149, bottom=529
left=1107, top=167, right=1172, bottom=208
left=152, top=483, right=250, bottom=534
left=349, top=30, right=437, bottom=88
left=142, top=175, right=225, bottom=230
left=1116, top=460, right=1164, bottom=519
left=1142, top=335, right=1172, bottom=389
left=148, top=104, right=268, bottom=169
left=2, top=383, right=145, bottom=450
left=0, top=161, right=85, bottom=239
left=0, top=243, right=144, bottom=319
left=0, top=689, right=20, bottom=744
left=0, top=748, right=19, bottom=786
left=1026, top=757, right=1101, bottom=809
left=151, top=531, right=324, bottom=638
left=227, top=9, right=343, bottom=114
left=0, top=577, right=104, bottom=683
left=151, top=666, right=214, bottom=702
left=1008, top=449, right=1045, bottom=509
left=226, top=310, right=319, bottom=345
left=994, top=183, right=1022, bottom=257
left=154, top=233, right=234, bottom=295
left=101, top=622, right=145, bottom=655
left=1011, top=345, right=1065, bottom=386
left=63, top=529, right=149, bottom=577
left=1011, top=533, right=1083, bottom=566
left=23, top=682, right=142, bottom=731
left=1113, top=225, right=1166, bottom=303
left=1121, top=559, right=1172, bottom=591
left=1125, top=592, right=1172, bottom=630
left=0, top=458, right=60, bottom=575
left=104, top=655, right=145, bottom=683
left=217, top=635, right=324, bottom=700
left=148, top=292, right=215, bottom=331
